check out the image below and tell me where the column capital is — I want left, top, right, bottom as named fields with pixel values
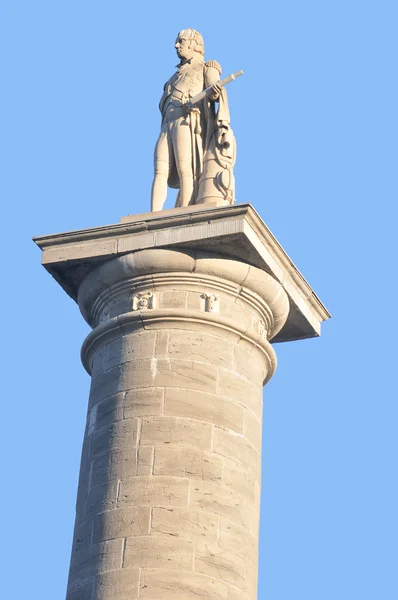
left=78, top=248, right=290, bottom=383
left=33, top=203, right=330, bottom=342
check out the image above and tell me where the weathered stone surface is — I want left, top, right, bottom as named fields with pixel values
left=71, top=519, right=93, bottom=552
left=90, top=419, right=139, bottom=461
left=223, top=458, right=258, bottom=504
left=118, top=476, right=189, bottom=507
left=91, top=332, right=156, bottom=377
left=213, top=426, right=260, bottom=471
left=140, top=416, right=212, bottom=449
left=219, top=519, right=258, bottom=567
left=160, top=289, right=188, bottom=308
left=164, top=388, right=243, bottom=434
left=92, top=507, right=151, bottom=543
left=243, top=408, right=262, bottom=451
left=151, top=507, right=219, bottom=542
left=227, top=585, right=254, bottom=600
left=69, top=539, right=124, bottom=579
left=124, top=387, right=163, bottom=418
left=87, top=393, right=124, bottom=435
left=66, top=578, right=94, bottom=600
left=155, top=330, right=169, bottom=356
left=91, top=449, right=137, bottom=487
left=189, top=481, right=259, bottom=536
left=139, top=569, right=229, bottom=599
left=195, top=542, right=257, bottom=596
left=153, top=447, right=223, bottom=483
left=217, top=368, right=263, bottom=418
left=83, top=479, right=119, bottom=521
left=137, top=446, right=154, bottom=476
left=167, top=331, right=234, bottom=368
left=124, top=536, right=194, bottom=570
left=94, top=568, right=140, bottom=600
left=153, top=359, right=218, bottom=393
left=233, top=344, right=266, bottom=384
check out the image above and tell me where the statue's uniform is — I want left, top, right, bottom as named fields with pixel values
left=152, top=57, right=221, bottom=204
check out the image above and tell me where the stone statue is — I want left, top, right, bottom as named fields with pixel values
left=151, top=28, right=241, bottom=211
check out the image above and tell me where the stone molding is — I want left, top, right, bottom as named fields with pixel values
left=78, top=249, right=289, bottom=384
left=81, top=308, right=278, bottom=384
left=78, top=248, right=289, bottom=332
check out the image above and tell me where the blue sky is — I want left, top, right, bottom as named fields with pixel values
left=1, top=1, right=397, bottom=598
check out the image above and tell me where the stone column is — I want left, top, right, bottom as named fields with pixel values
left=66, top=248, right=289, bottom=600
left=34, top=203, right=329, bottom=600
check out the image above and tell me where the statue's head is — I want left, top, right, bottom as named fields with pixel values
left=175, top=29, right=204, bottom=61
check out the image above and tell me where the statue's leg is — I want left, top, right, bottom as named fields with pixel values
left=173, top=120, right=194, bottom=207
left=151, top=128, right=170, bottom=212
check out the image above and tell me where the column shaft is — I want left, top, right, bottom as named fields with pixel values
left=66, top=248, right=289, bottom=600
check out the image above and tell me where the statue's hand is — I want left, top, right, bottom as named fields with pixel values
left=209, top=83, right=222, bottom=101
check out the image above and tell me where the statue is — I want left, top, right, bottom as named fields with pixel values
left=150, top=28, right=242, bottom=212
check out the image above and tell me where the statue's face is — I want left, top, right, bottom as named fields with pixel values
left=175, top=36, right=195, bottom=61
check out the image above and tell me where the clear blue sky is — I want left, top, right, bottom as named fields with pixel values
left=1, top=1, right=397, bottom=598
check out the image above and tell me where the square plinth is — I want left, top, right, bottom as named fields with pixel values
left=33, top=203, right=330, bottom=343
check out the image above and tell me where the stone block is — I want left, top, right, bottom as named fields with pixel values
left=91, top=448, right=137, bottom=487
left=123, top=536, right=194, bottom=570
left=153, top=359, right=218, bottom=393
left=66, top=577, right=93, bottom=600
left=153, top=447, right=223, bottom=484
left=217, top=368, right=263, bottom=418
left=213, top=426, right=259, bottom=472
left=124, top=388, right=163, bottom=418
left=218, top=519, right=258, bottom=568
left=118, top=476, right=189, bottom=507
left=94, top=568, right=140, bottom=600
left=90, top=419, right=139, bottom=461
left=119, top=331, right=156, bottom=362
left=90, top=358, right=218, bottom=408
left=92, top=507, right=151, bottom=543
left=140, top=417, right=212, bottom=450
left=223, top=459, right=258, bottom=504
left=83, top=480, right=119, bottom=521
left=151, top=507, right=218, bottom=543
left=233, top=344, right=266, bottom=384
left=243, top=408, right=262, bottom=451
left=155, top=330, right=169, bottom=356
left=227, top=585, right=254, bottom=600
left=74, top=437, right=91, bottom=525
left=195, top=542, right=257, bottom=595
left=137, top=446, right=154, bottom=475
left=69, top=539, right=124, bottom=579
left=167, top=331, right=234, bottom=369
left=160, top=289, right=188, bottom=308
left=184, top=289, right=199, bottom=310
left=87, top=393, right=124, bottom=435
left=217, top=297, right=254, bottom=334
left=93, top=334, right=155, bottom=378
left=88, top=364, right=123, bottom=408
left=139, top=569, right=228, bottom=599
left=189, top=481, right=259, bottom=536
left=71, top=519, right=93, bottom=552
left=164, top=388, right=243, bottom=434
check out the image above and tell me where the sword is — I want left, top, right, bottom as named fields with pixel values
left=185, top=69, right=243, bottom=109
